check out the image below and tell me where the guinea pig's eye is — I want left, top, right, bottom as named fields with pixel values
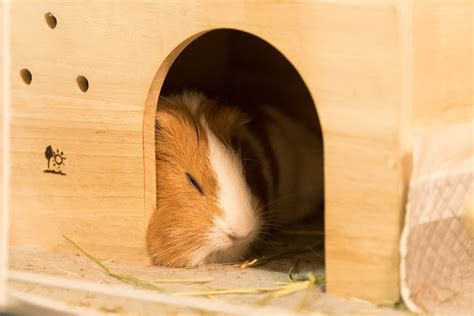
left=186, top=172, right=204, bottom=195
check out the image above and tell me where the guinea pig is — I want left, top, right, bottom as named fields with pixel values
left=146, top=90, right=323, bottom=267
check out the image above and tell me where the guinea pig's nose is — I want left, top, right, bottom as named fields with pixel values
left=227, top=231, right=247, bottom=242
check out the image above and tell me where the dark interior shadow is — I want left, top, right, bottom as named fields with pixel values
left=160, top=29, right=325, bottom=276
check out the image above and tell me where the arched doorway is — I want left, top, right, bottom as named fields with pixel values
left=144, top=28, right=324, bottom=270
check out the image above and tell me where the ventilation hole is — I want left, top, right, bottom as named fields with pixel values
left=20, top=69, right=32, bottom=85
left=45, top=12, right=57, bottom=29
left=76, top=75, right=89, bottom=93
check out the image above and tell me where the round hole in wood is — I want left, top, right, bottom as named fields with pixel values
left=20, top=68, right=32, bottom=85
left=76, top=75, right=89, bottom=93
left=44, top=12, right=57, bottom=29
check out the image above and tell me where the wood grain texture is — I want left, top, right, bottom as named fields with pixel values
left=411, top=0, right=473, bottom=133
left=7, top=0, right=473, bottom=304
left=0, top=0, right=6, bottom=306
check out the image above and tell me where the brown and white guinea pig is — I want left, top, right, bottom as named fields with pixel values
left=146, top=90, right=323, bottom=267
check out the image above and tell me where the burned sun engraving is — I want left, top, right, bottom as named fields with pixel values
left=44, top=145, right=66, bottom=175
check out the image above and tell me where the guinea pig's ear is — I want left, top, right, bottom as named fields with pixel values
left=222, top=106, right=251, bottom=131
left=209, top=106, right=251, bottom=143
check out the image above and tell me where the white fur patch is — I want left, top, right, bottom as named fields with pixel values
left=206, top=124, right=259, bottom=238
left=188, top=117, right=260, bottom=265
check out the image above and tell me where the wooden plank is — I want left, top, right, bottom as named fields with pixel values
left=1, top=0, right=9, bottom=307
left=411, top=0, right=474, bottom=132
left=12, top=0, right=473, bottom=304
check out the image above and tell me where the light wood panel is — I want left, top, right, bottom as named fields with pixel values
left=7, top=0, right=473, bottom=304
left=0, top=0, right=7, bottom=307
left=411, top=0, right=473, bottom=133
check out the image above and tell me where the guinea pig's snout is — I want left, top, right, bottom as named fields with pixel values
left=226, top=230, right=249, bottom=242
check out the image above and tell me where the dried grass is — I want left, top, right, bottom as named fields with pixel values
left=63, top=235, right=323, bottom=308
left=240, top=242, right=323, bottom=269
left=63, top=235, right=211, bottom=291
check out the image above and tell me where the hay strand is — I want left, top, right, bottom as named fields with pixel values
left=297, top=272, right=316, bottom=311
left=63, top=235, right=321, bottom=306
left=174, top=286, right=287, bottom=296
left=240, top=242, right=322, bottom=269
left=154, top=278, right=212, bottom=284
left=63, top=235, right=211, bottom=291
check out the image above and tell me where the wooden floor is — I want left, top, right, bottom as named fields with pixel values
left=6, top=228, right=410, bottom=315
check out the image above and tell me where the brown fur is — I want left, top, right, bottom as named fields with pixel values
left=146, top=92, right=250, bottom=267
